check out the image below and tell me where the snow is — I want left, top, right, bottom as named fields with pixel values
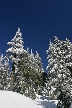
left=0, top=90, right=42, bottom=108
left=0, top=90, right=72, bottom=108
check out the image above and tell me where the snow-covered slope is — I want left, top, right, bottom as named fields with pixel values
left=0, top=90, right=43, bottom=108
left=0, top=90, right=72, bottom=108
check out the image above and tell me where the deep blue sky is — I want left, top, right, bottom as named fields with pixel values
left=0, top=0, right=72, bottom=72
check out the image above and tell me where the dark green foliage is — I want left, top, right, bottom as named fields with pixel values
left=57, top=86, right=72, bottom=108
left=42, top=72, right=48, bottom=86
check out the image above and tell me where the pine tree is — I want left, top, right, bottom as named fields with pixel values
left=18, top=49, right=45, bottom=99
left=6, top=28, right=25, bottom=91
left=24, top=49, right=43, bottom=95
left=35, top=51, right=44, bottom=74
left=0, top=54, right=10, bottom=90
left=18, top=48, right=37, bottom=99
left=29, top=49, right=37, bottom=71
left=0, top=54, right=4, bottom=90
left=34, top=51, right=45, bottom=95
left=46, top=36, right=72, bottom=99
left=3, top=55, right=10, bottom=90
left=57, top=86, right=72, bottom=108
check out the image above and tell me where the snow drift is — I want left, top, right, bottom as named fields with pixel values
left=0, top=90, right=43, bottom=108
left=0, top=90, right=72, bottom=108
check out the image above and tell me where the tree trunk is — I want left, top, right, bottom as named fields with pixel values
left=36, top=88, right=38, bottom=94
left=10, top=63, right=15, bottom=91
left=10, top=53, right=16, bottom=91
left=36, top=84, right=39, bottom=94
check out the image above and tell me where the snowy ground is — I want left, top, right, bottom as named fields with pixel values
left=0, top=90, right=72, bottom=108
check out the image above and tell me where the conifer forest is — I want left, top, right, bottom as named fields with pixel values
left=0, top=28, right=72, bottom=107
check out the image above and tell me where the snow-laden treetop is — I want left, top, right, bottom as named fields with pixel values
left=6, top=28, right=25, bottom=55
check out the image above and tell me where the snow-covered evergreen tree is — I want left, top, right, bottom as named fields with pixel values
left=19, top=49, right=36, bottom=97
left=29, top=49, right=37, bottom=71
left=0, top=54, right=4, bottom=90
left=28, top=49, right=43, bottom=94
left=18, top=48, right=37, bottom=99
left=0, top=54, right=10, bottom=90
left=3, top=55, right=10, bottom=90
left=18, top=48, right=45, bottom=98
left=57, top=86, right=72, bottom=108
left=6, top=28, right=25, bottom=91
left=35, top=51, right=44, bottom=73
left=34, top=51, right=45, bottom=94
left=27, top=49, right=45, bottom=95
left=46, top=36, right=72, bottom=99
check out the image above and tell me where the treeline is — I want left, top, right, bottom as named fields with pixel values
left=0, top=28, right=72, bottom=107
left=0, top=28, right=47, bottom=99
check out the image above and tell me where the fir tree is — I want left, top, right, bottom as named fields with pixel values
left=18, top=48, right=37, bottom=99
left=57, top=86, right=72, bottom=108
left=0, top=54, right=4, bottom=90
left=18, top=49, right=45, bottom=98
left=46, top=36, right=72, bottom=99
left=34, top=51, right=45, bottom=94
left=6, top=28, right=25, bottom=91
left=35, top=51, right=44, bottom=73
left=0, top=54, right=10, bottom=90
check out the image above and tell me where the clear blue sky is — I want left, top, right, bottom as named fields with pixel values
left=0, top=0, right=72, bottom=72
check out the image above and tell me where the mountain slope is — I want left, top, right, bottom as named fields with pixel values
left=0, top=90, right=72, bottom=108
